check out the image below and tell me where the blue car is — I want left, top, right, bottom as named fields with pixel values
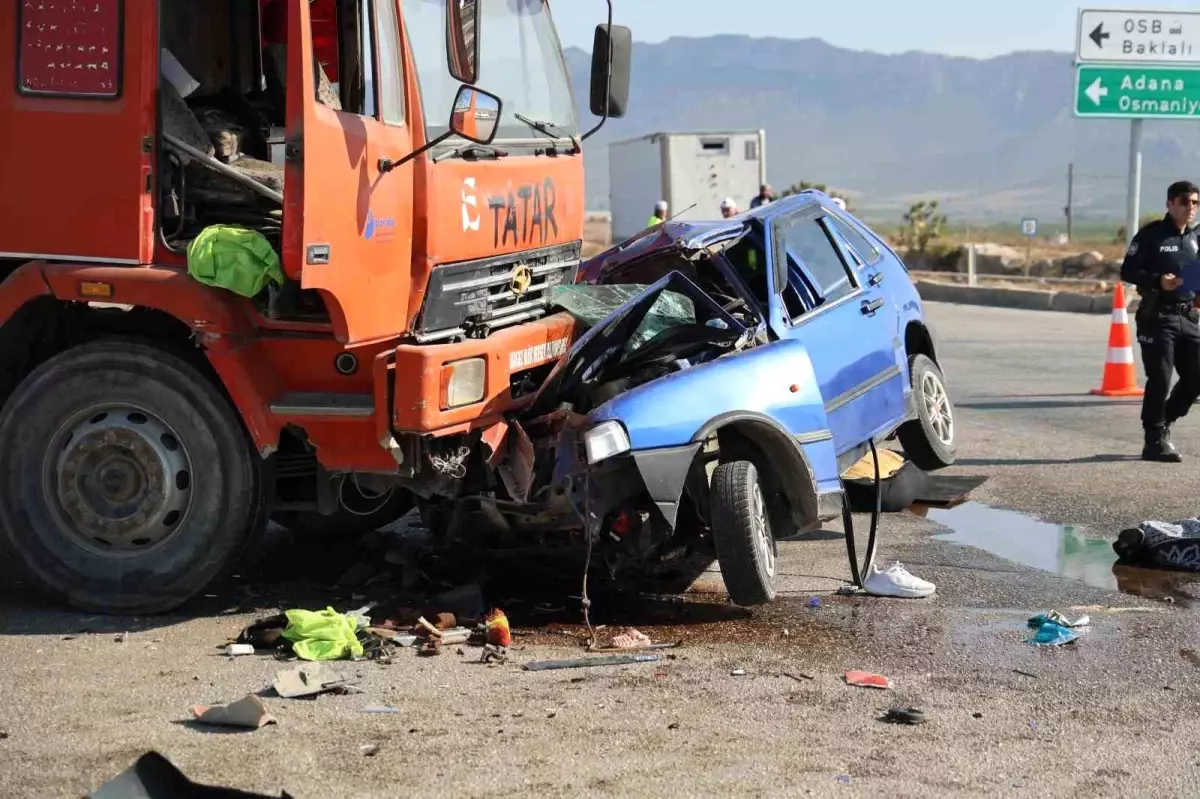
left=467, top=191, right=955, bottom=606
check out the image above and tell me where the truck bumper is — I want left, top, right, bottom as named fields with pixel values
left=386, top=312, right=579, bottom=437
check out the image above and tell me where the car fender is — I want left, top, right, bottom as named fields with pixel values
left=589, top=338, right=837, bottom=528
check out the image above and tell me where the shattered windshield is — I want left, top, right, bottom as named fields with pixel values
left=548, top=284, right=697, bottom=352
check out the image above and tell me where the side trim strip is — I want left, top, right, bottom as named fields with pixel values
left=824, top=365, right=902, bottom=415
left=796, top=430, right=833, bottom=445
left=0, top=252, right=140, bottom=265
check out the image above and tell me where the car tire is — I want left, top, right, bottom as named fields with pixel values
left=0, top=340, right=262, bottom=614
left=710, top=460, right=777, bottom=606
left=272, top=488, right=413, bottom=540
left=897, top=354, right=957, bottom=471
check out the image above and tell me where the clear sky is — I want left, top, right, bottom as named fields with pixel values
left=552, top=0, right=1199, bottom=58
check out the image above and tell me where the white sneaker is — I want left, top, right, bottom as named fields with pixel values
left=862, top=562, right=936, bottom=598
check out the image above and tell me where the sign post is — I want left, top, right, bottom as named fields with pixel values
left=1020, top=218, right=1038, bottom=274
left=1074, top=9, right=1200, bottom=246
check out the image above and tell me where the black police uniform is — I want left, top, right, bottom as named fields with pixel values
left=1120, top=215, right=1200, bottom=460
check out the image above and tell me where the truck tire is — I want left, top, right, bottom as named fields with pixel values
left=272, top=488, right=413, bottom=540
left=897, top=354, right=957, bottom=471
left=710, top=460, right=777, bottom=606
left=0, top=340, right=262, bottom=614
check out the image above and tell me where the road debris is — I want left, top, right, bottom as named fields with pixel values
left=225, top=643, right=255, bottom=657
left=1028, top=610, right=1090, bottom=629
left=523, top=654, right=661, bottom=672
left=90, top=751, right=293, bottom=798
left=360, top=744, right=380, bottom=757
left=883, top=707, right=926, bottom=725
left=191, top=695, right=275, bottom=729
left=782, top=672, right=815, bottom=683
left=1025, top=621, right=1079, bottom=646
left=282, top=607, right=365, bottom=661
left=273, top=664, right=359, bottom=699
left=359, top=706, right=400, bottom=715
left=730, top=668, right=747, bottom=677
left=844, top=670, right=892, bottom=689
left=480, top=644, right=509, bottom=664
left=1013, top=669, right=1038, bottom=679
left=486, top=608, right=512, bottom=647
left=114, top=632, right=128, bottom=644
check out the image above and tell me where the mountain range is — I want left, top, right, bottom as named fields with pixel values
left=563, top=35, right=1200, bottom=226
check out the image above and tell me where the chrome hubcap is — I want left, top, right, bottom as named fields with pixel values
left=46, top=405, right=193, bottom=555
left=751, top=481, right=775, bottom=578
left=921, top=371, right=954, bottom=446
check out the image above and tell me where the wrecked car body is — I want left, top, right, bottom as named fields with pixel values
left=429, top=191, right=956, bottom=606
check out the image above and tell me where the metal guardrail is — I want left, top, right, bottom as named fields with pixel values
left=908, top=270, right=1114, bottom=287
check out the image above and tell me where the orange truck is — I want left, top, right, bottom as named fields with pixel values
left=0, top=0, right=631, bottom=613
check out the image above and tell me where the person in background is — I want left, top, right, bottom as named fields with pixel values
left=1121, top=180, right=1200, bottom=462
left=720, top=198, right=738, bottom=218
left=750, top=184, right=774, bottom=209
left=647, top=200, right=668, bottom=228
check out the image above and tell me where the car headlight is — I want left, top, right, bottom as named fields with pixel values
left=440, top=357, right=486, bottom=409
left=583, top=421, right=630, bottom=465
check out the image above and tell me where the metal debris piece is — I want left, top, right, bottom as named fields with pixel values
left=523, top=653, right=660, bottom=672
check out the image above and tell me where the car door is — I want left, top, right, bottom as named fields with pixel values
left=764, top=203, right=905, bottom=453
left=283, top=0, right=416, bottom=345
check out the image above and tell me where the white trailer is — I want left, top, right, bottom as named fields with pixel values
left=607, top=129, right=767, bottom=243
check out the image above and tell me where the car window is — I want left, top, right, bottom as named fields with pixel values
left=778, top=217, right=857, bottom=307
left=826, top=214, right=881, bottom=266
left=723, top=237, right=770, bottom=310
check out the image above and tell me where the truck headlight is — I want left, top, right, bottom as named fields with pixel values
left=440, top=357, right=486, bottom=409
left=583, top=421, right=631, bottom=464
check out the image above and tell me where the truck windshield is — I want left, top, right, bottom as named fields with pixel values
left=403, top=0, right=578, bottom=143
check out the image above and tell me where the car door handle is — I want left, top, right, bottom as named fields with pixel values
left=868, top=272, right=884, bottom=286
left=861, top=298, right=884, bottom=315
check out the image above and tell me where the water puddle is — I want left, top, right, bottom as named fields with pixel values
left=918, top=501, right=1199, bottom=606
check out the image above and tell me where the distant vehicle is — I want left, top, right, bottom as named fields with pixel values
left=430, top=190, right=957, bottom=606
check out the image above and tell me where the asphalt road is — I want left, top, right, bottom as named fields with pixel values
left=4, top=301, right=1200, bottom=798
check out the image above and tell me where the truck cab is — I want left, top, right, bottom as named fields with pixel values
left=0, top=0, right=632, bottom=613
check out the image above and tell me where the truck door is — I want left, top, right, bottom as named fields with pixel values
left=0, top=1, right=156, bottom=264
left=283, top=0, right=415, bottom=345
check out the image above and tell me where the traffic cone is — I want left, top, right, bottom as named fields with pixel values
left=1090, top=282, right=1144, bottom=397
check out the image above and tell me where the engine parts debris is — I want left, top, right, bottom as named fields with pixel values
left=523, top=653, right=661, bottom=671
left=191, top=695, right=275, bottom=729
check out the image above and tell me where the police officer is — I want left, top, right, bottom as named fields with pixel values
left=1121, top=180, right=1200, bottom=462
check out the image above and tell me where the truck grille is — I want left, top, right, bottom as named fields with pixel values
left=416, top=242, right=581, bottom=340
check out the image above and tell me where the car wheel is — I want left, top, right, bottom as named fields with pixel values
left=897, top=354, right=957, bottom=471
left=710, top=460, right=777, bottom=606
left=272, top=487, right=413, bottom=540
left=0, top=341, right=262, bottom=614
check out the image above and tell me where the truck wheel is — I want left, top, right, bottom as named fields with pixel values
left=272, top=488, right=413, bottom=540
left=0, top=341, right=262, bottom=614
left=897, top=354, right=957, bottom=471
left=710, top=460, right=777, bottom=606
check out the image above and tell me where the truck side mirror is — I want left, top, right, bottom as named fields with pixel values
left=588, top=24, right=631, bottom=119
left=448, top=85, right=501, bottom=145
left=446, top=0, right=480, bottom=85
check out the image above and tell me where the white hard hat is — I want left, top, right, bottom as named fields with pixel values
left=832, top=197, right=847, bottom=211
left=720, top=197, right=735, bottom=210
left=654, top=200, right=668, bottom=212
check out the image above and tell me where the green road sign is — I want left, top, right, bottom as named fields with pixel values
left=1074, top=65, right=1200, bottom=119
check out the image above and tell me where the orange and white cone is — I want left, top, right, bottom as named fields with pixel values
left=1090, top=282, right=1144, bottom=397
